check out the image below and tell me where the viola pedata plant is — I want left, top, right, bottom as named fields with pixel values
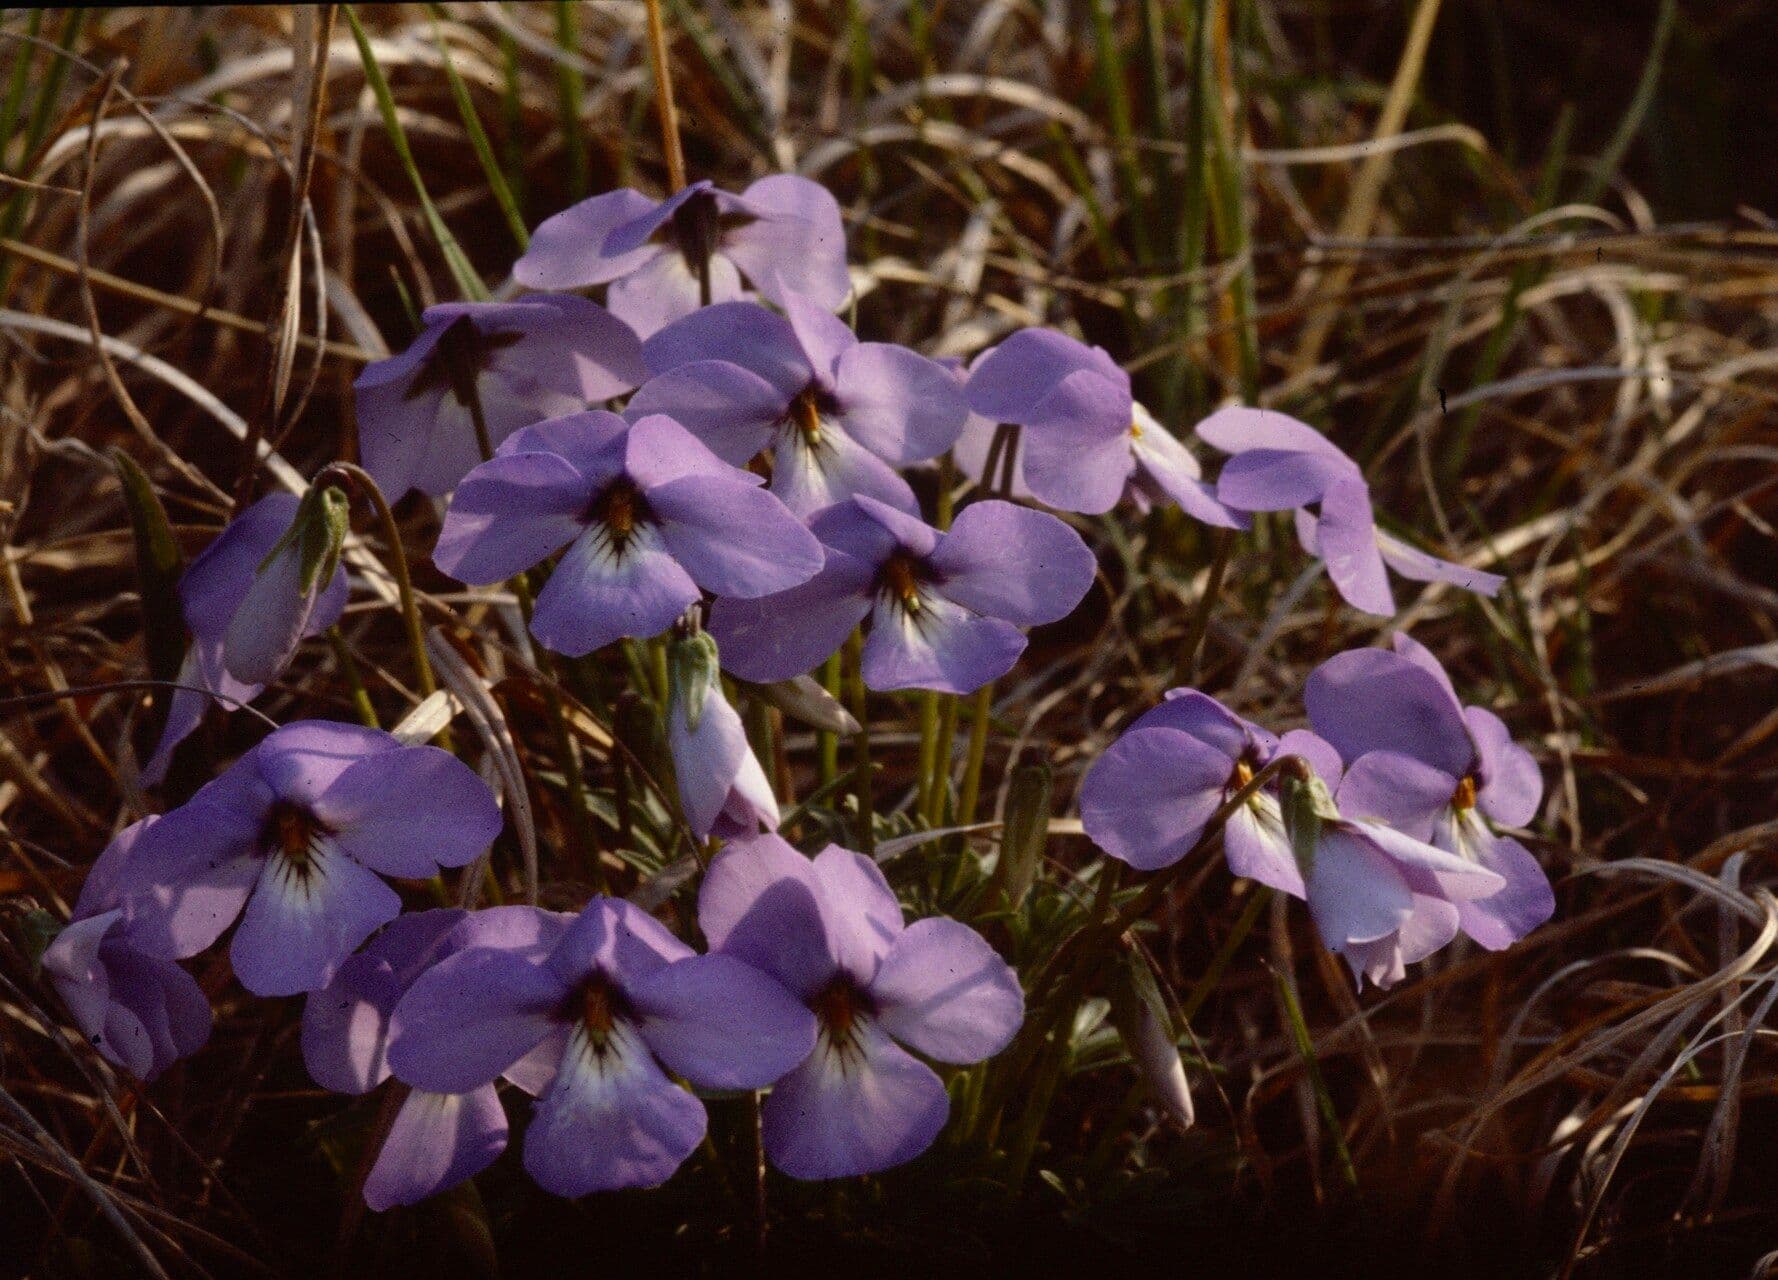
left=34, top=140, right=1550, bottom=1244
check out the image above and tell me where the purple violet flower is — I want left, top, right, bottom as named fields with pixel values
left=1285, top=770, right=1507, bottom=990
left=105, top=721, right=502, bottom=996
left=1304, top=635, right=1553, bottom=949
left=1195, top=406, right=1505, bottom=616
left=144, top=493, right=349, bottom=785
left=629, top=294, right=967, bottom=516
left=303, top=905, right=573, bottom=1209
left=388, top=896, right=816, bottom=1197
left=666, top=629, right=779, bottom=840
left=434, top=411, right=824, bottom=658
left=961, top=328, right=1245, bottom=526
left=41, top=817, right=211, bottom=1081
left=709, top=494, right=1096, bottom=694
left=353, top=297, right=646, bottom=499
left=698, top=834, right=1024, bottom=1180
left=1081, top=688, right=1341, bottom=893
left=513, top=176, right=851, bottom=337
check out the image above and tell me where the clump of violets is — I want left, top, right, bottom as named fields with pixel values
left=105, top=722, right=501, bottom=995
left=145, top=491, right=349, bottom=783
left=962, top=328, right=1243, bottom=527
left=1305, top=634, right=1554, bottom=949
left=41, top=818, right=210, bottom=1081
left=434, top=411, right=823, bottom=657
left=632, top=294, right=967, bottom=515
left=389, top=897, right=814, bottom=1196
left=354, top=298, right=646, bottom=499
left=1082, top=682, right=1528, bottom=990
left=711, top=494, right=1095, bottom=693
left=698, top=834, right=1024, bottom=1179
left=302, top=906, right=571, bottom=1209
left=1195, top=406, right=1504, bottom=615
left=513, top=175, right=850, bottom=337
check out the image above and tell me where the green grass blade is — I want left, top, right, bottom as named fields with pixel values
left=344, top=4, right=487, bottom=301
left=428, top=6, right=529, bottom=250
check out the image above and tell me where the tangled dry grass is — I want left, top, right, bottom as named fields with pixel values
left=2, top=3, right=1777, bottom=1275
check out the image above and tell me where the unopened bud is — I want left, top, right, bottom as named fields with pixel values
left=991, top=763, right=1051, bottom=909
left=737, top=674, right=861, bottom=737
left=1107, top=947, right=1194, bottom=1131
left=666, top=629, right=721, bottom=732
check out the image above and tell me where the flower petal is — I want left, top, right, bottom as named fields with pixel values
left=1316, top=477, right=1394, bottom=615
left=927, top=500, right=1095, bottom=626
left=1305, top=647, right=1475, bottom=779
left=388, top=948, right=567, bottom=1093
left=1445, top=820, right=1554, bottom=950
left=698, top=834, right=839, bottom=998
left=607, top=247, right=741, bottom=338
left=363, top=1085, right=508, bottom=1211
left=1306, top=828, right=1414, bottom=951
left=964, top=329, right=1120, bottom=422
left=642, top=301, right=809, bottom=397
left=860, top=592, right=1025, bottom=694
left=230, top=842, right=402, bottom=996
left=1194, top=406, right=1354, bottom=464
left=648, top=474, right=824, bottom=599
left=761, top=1017, right=950, bottom=1180
left=1334, top=750, right=1457, bottom=843
left=630, top=953, right=817, bottom=1089
left=811, top=845, right=904, bottom=985
left=1129, top=688, right=1261, bottom=760
left=1466, top=706, right=1543, bottom=828
left=432, top=452, right=589, bottom=587
left=705, top=549, right=874, bottom=684
left=544, top=897, right=693, bottom=990
left=253, top=720, right=398, bottom=809
left=1080, top=727, right=1233, bottom=871
left=1224, top=793, right=1305, bottom=897
left=1376, top=529, right=1504, bottom=596
left=222, top=540, right=320, bottom=686
left=769, top=417, right=920, bottom=518
left=624, top=362, right=784, bottom=466
left=312, top=746, right=502, bottom=878
left=179, top=493, right=304, bottom=643
left=870, top=918, right=1022, bottom=1064
left=529, top=524, right=700, bottom=656
left=1130, top=414, right=1249, bottom=529
left=724, top=174, right=851, bottom=311
left=523, top=1022, right=706, bottom=1195
left=832, top=343, right=967, bottom=464
left=513, top=188, right=663, bottom=287
left=1215, top=448, right=1354, bottom=513
left=781, top=290, right=857, bottom=383
left=1355, top=821, right=1506, bottom=903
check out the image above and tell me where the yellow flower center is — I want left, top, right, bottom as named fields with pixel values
left=1453, top=774, right=1478, bottom=812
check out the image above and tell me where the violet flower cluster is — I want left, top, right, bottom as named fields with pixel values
left=46, top=166, right=1546, bottom=1219
left=1082, top=635, right=1553, bottom=989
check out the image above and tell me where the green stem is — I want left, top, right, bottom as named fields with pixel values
left=914, top=690, right=939, bottom=822
left=843, top=631, right=873, bottom=856
left=956, top=682, right=994, bottom=828
left=326, top=627, right=379, bottom=728
left=320, top=464, right=443, bottom=747
left=1173, top=526, right=1235, bottom=686
left=818, top=652, right=841, bottom=787
left=925, top=694, right=958, bottom=826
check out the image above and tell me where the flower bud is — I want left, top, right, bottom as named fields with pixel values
left=990, top=762, right=1051, bottom=909
left=223, top=483, right=350, bottom=685
left=1106, top=946, right=1194, bottom=1131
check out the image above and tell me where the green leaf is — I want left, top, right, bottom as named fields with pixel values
left=110, top=449, right=187, bottom=702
